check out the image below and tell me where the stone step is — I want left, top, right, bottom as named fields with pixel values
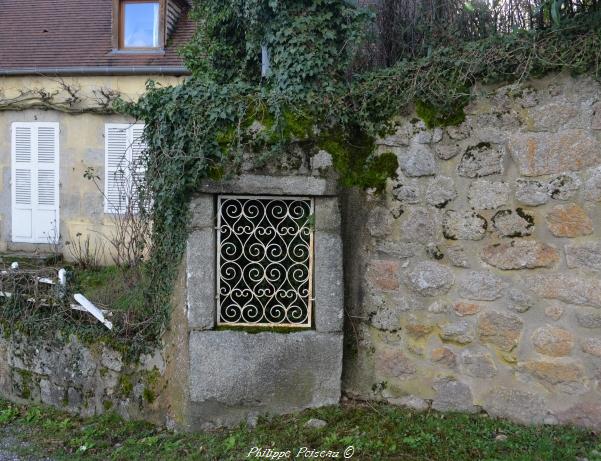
left=0, top=251, right=63, bottom=268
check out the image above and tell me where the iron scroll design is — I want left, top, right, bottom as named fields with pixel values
left=217, top=196, right=314, bottom=327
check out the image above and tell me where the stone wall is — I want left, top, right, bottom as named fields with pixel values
left=0, top=328, right=168, bottom=423
left=342, top=73, right=601, bottom=428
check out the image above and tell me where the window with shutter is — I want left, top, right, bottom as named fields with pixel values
left=11, top=122, right=60, bottom=244
left=104, top=124, right=146, bottom=214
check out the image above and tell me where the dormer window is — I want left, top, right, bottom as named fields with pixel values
left=113, top=0, right=164, bottom=51
left=121, top=1, right=160, bottom=48
left=112, top=0, right=187, bottom=53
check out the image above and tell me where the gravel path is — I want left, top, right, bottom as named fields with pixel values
left=0, top=427, right=52, bottom=461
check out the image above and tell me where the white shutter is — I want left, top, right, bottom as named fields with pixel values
left=130, top=124, right=146, bottom=213
left=105, top=125, right=129, bottom=213
left=34, top=125, right=59, bottom=242
left=12, top=125, right=34, bottom=241
left=104, top=124, right=146, bottom=214
left=11, top=123, right=60, bottom=244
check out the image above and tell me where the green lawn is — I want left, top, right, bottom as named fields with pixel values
left=0, top=399, right=600, bottom=460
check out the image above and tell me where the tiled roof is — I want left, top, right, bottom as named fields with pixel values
left=0, top=0, right=196, bottom=75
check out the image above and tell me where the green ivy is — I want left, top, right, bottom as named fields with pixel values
left=110, top=9, right=601, bottom=355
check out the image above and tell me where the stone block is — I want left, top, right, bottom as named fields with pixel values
left=366, top=259, right=400, bottom=292
left=531, top=325, right=574, bottom=357
left=400, top=207, right=439, bottom=243
left=199, top=175, right=337, bottom=196
left=576, top=308, right=601, bottom=328
left=546, top=203, right=593, bottom=237
left=187, top=229, right=216, bottom=330
left=375, top=347, right=416, bottom=379
left=468, top=180, right=510, bottom=210
left=491, top=209, right=534, bottom=238
left=457, top=143, right=504, bottom=178
left=189, top=194, right=215, bottom=230
left=478, top=311, right=523, bottom=352
left=432, top=378, right=478, bottom=413
left=389, top=395, right=429, bottom=412
left=482, top=388, right=547, bottom=425
left=557, top=402, right=601, bottom=430
left=367, top=207, right=393, bottom=238
left=547, top=173, right=581, bottom=200
left=584, top=166, right=601, bottom=202
left=581, top=338, right=601, bottom=358
left=515, top=179, right=549, bottom=206
left=398, top=145, right=438, bottom=177
left=188, top=331, right=342, bottom=426
left=435, top=143, right=463, bottom=160
left=507, top=288, right=536, bottom=313
left=314, top=197, right=341, bottom=232
left=528, top=273, right=601, bottom=308
left=443, top=210, right=487, bottom=241
left=453, top=302, right=480, bottom=317
left=460, top=347, right=497, bottom=378
left=425, top=176, right=457, bottom=208
left=445, top=244, right=470, bottom=268
left=431, top=347, right=457, bottom=368
left=481, top=240, right=559, bottom=270
left=405, top=261, right=454, bottom=297
left=565, top=242, right=601, bottom=273
left=519, top=359, right=585, bottom=392
left=458, top=270, right=507, bottom=301
left=392, top=181, right=421, bottom=204
left=508, top=129, right=601, bottom=176
left=544, top=304, right=564, bottom=321
left=314, top=232, right=344, bottom=333
left=439, top=320, right=475, bottom=345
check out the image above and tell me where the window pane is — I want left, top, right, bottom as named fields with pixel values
left=123, top=2, right=159, bottom=48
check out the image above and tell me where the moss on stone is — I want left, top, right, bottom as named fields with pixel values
left=143, top=388, right=156, bottom=404
left=415, top=99, right=466, bottom=129
left=215, top=325, right=310, bottom=334
left=118, top=375, right=134, bottom=397
left=318, top=127, right=398, bottom=192
left=17, top=370, right=34, bottom=400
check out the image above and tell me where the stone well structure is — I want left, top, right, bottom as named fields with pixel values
left=169, top=175, right=345, bottom=430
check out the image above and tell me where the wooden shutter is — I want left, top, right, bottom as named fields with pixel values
left=34, top=125, right=60, bottom=242
left=130, top=124, right=146, bottom=213
left=105, top=124, right=146, bottom=214
left=105, top=125, right=129, bottom=213
left=11, top=123, right=60, bottom=244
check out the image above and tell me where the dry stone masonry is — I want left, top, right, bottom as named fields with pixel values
left=343, top=74, right=601, bottom=429
left=0, top=328, right=167, bottom=422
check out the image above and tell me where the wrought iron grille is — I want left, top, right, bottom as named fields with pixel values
left=217, top=195, right=314, bottom=327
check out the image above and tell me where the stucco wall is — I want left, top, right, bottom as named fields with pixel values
left=342, top=73, right=601, bottom=428
left=0, top=75, right=185, bottom=260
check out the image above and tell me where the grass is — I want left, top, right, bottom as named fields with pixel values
left=74, top=266, right=144, bottom=312
left=0, top=399, right=600, bottom=460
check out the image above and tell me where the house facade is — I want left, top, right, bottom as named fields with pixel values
left=0, top=0, right=194, bottom=260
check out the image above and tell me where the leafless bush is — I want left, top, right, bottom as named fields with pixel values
left=65, top=232, right=106, bottom=270
left=84, top=140, right=151, bottom=269
left=0, top=265, right=65, bottom=313
left=355, top=0, right=600, bottom=69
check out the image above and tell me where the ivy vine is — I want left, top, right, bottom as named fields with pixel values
left=111, top=6, right=601, bottom=355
